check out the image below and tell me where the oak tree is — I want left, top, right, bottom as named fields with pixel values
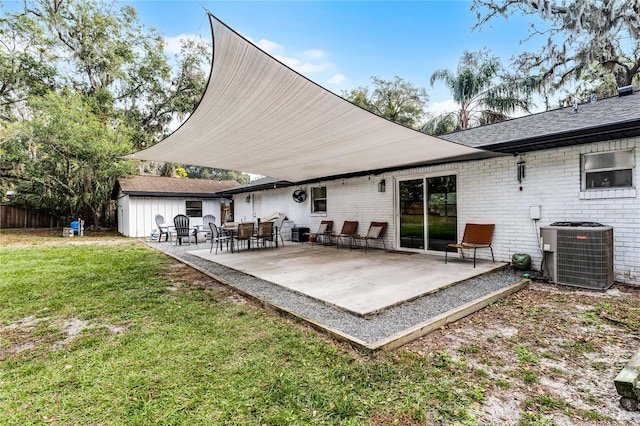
left=342, top=76, right=429, bottom=129
left=473, top=0, right=640, bottom=99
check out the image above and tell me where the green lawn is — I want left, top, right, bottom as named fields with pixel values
left=0, top=239, right=485, bottom=425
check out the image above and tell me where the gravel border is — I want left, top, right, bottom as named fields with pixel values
left=151, top=242, right=525, bottom=346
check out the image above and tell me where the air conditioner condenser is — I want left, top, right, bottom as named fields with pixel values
left=541, top=223, right=614, bottom=290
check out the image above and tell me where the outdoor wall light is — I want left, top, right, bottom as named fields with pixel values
left=517, top=160, right=526, bottom=183
left=245, top=195, right=251, bottom=203
left=378, top=179, right=386, bottom=192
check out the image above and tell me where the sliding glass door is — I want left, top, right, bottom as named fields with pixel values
left=426, top=175, right=457, bottom=251
left=399, top=175, right=457, bottom=252
left=399, top=179, right=425, bottom=249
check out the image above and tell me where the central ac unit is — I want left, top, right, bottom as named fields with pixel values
left=540, top=222, right=614, bottom=290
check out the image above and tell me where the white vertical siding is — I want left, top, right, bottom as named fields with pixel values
left=118, top=196, right=225, bottom=238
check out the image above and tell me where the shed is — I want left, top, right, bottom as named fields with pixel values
left=111, top=176, right=238, bottom=237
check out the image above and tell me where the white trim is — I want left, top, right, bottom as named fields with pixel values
left=579, top=188, right=637, bottom=199
left=394, top=172, right=459, bottom=255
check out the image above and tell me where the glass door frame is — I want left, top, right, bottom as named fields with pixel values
left=394, top=172, right=458, bottom=255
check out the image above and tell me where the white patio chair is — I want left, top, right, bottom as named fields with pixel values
left=155, top=214, right=173, bottom=242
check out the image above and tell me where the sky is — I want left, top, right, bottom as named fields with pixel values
left=121, top=0, right=542, bottom=116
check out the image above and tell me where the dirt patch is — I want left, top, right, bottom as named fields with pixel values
left=0, top=228, right=130, bottom=247
left=163, top=259, right=229, bottom=294
left=1, top=316, right=125, bottom=359
left=403, top=282, right=640, bottom=425
left=227, top=294, right=248, bottom=305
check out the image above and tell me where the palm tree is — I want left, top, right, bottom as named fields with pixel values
left=420, top=113, right=457, bottom=136
left=428, top=50, right=539, bottom=131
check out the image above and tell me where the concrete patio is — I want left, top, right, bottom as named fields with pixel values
left=188, top=244, right=502, bottom=316
left=152, top=241, right=528, bottom=350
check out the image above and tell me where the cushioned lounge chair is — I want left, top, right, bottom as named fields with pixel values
left=351, top=221, right=387, bottom=253
left=305, top=220, right=333, bottom=246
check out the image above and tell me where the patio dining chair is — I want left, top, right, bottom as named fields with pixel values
left=155, top=214, right=172, bottom=242
left=351, top=221, right=387, bottom=253
left=333, top=221, right=358, bottom=249
left=273, top=216, right=286, bottom=247
left=234, top=222, right=254, bottom=252
left=173, top=214, right=196, bottom=246
left=254, top=221, right=274, bottom=249
left=209, top=222, right=230, bottom=254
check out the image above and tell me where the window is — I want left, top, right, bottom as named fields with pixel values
left=186, top=200, right=202, bottom=217
left=582, top=150, right=634, bottom=190
left=311, top=186, right=327, bottom=214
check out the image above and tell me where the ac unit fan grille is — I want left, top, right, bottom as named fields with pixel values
left=556, top=229, right=613, bottom=289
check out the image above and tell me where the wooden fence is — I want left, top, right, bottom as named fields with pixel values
left=0, top=205, right=61, bottom=229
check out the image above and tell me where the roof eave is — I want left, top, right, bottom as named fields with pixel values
left=217, top=181, right=295, bottom=195
left=481, top=119, right=640, bottom=154
left=122, top=191, right=228, bottom=198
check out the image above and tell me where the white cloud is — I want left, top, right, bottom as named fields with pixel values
left=255, top=39, right=283, bottom=55
left=274, top=55, right=301, bottom=69
left=245, top=36, right=345, bottom=88
left=164, top=34, right=205, bottom=55
left=327, top=74, right=345, bottom=84
left=163, top=32, right=347, bottom=91
left=426, top=99, right=459, bottom=117
left=287, top=57, right=334, bottom=74
left=300, top=49, right=327, bottom=60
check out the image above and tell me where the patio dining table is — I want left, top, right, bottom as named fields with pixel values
left=220, top=223, right=280, bottom=253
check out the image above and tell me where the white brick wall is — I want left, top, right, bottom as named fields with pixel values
left=233, top=177, right=394, bottom=247
left=235, top=137, right=640, bottom=286
left=459, top=138, right=640, bottom=286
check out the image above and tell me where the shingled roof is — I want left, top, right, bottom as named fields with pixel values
left=112, top=175, right=239, bottom=199
left=216, top=176, right=295, bottom=195
left=441, top=90, right=640, bottom=154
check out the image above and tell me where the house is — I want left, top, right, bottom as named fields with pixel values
left=126, top=13, right=640, bottom=287
left=111, top=175, right=237, bottom=238
left=219, top=91, right=640, bottom=287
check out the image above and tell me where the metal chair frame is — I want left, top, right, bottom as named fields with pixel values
left=209, top=222, right=230, bottom=254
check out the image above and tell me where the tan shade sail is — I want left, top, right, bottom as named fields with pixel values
left=126, top=14, right=494, bottom=182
